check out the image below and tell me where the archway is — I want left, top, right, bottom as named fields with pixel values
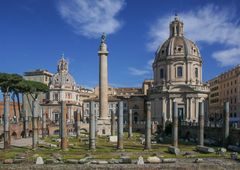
left=11, top=131, right=17, bottom=139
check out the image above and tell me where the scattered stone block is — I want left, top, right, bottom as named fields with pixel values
left=36, top=156, right=44, bottom=165
left=45, top=159, right=56, bottom=164
left=228, top=145, right=240, bottom=152
left=151, top=140, right=157, bottom=144
left=162, top=158, right=176, bottom=163
left=13, top=158, right=25, bottom=164
left=147, top=156, right=161, bottom=163
left=97, top=160, right=108, bottom=164
left=137, top=156, right=144, bottom=165
left=196, top=145, right=215, bottom=153
left=204, top=138, right=217, bottom=145
left=108, top=158, right=120, bottom=164
left=66, top=159, right=78, bottom=164
left=109, top=136, right=118, bottom=142
left=217, top=148, right=227, bottom=156
left=3, top=159, right=13, bottom=164
left=194, top=158, right=204, bottom=163
left=168, top=146, right=180, bottom=155
left=49, top=144, right=57, bottom=148
left=52, top=153, right=62, bottom=161
left=79, top=156, right=92, bottom=164
left=230, top=152, right=238, bottom=160
left=120, top=156, right=132, bottom=164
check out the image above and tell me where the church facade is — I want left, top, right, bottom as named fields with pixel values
left=149, top=16, right=210, bottom=124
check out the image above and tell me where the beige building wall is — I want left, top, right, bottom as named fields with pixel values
left=208, top=65, right=240, bottom=126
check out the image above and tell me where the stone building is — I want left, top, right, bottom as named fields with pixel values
left=208, top=65, right=240, bottom=127
left=149, top=15, right=209, bottom=124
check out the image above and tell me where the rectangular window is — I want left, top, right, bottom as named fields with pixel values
left=160, top=69, right=164, bottom=79
left=177, top=66, right=183, bottom=77
left=195, top=68, right=198, bottom=78
left=54, top=93, right=58, bottom=101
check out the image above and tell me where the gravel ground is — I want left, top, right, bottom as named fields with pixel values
left=0, top=158, right=239, bottom=170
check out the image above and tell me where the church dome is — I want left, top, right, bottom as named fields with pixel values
left=154, top=16, right=201, bottom=63
left=152, top=15, right=203, bottom=86
left=50, top=55, right=76, bottom=89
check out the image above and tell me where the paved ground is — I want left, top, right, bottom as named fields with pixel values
left=0, top=158, right=239, bottom=170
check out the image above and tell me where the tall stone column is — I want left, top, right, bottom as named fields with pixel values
left=189, top=98, right=192, bottom=121
left=128, top=109, right=133, bottom=138
left=169, top=98, right=173, bottom=121
left=76, top=109, right=81, bottom=138
left=32, top=99, right=39, bottom=149
left=186, top=98, right=189, bottom=120
left=198, top=101, right=204, bottom=146
left=223, top=101, right=229, bottom=146
left=162, top=97, right=166, bottom=131
left=3, top=93, right=10, bottom=149
left=172, top=101, right=178, bottom=147
left=89, top=101, right=96, bottom=150
left=22, top=94, right=28, bottom=138
left=60, top=101, right=68, bottom=150
left=145, top=101, right=151, bottom=150
left=98, top=33, right=111, bottom=136
left=111, top=110, right=115, bottom=136
left=195, top=98, right=199, bottom=121
left=42, top=110, right=47, bottom=138
left=117, top=101, right=124, bottom=150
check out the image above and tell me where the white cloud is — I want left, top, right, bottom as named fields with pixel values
left=57, top=0, right=125, bottom=38
left=128, top=59, right=153, bottom=76
left=147, top=4, right=240, bottom=67
left=128, top=67, right=149, bottom=76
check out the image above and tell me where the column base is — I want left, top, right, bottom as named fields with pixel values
left=97, top=118, right=111, bottom=136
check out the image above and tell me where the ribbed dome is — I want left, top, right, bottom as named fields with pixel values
left=154, top=36, right=201, bottom=62
left=51, top=72, right=76, bottom=87
left=50, top=55, right=76, bottom=89
left=154, top=16, right=201, bottom=63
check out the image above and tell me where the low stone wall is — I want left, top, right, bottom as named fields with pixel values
left=180, top=125, right=240, bottom=145
left=0, top=158, right=240, bottom=170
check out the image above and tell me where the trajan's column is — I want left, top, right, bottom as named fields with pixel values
left=98, top=33, right=111, bottom=136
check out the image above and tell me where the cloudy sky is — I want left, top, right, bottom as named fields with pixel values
left=0, top=0, right=240, bottom=88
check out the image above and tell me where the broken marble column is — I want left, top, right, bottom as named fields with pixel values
left=3, top=93, right=10, bottom=149
left=172, top=101, right=178, bottom=147
left=162, top=112, right=166, bottom=132
left=60, top=101, right=68, bottom=150
left=111, top=110, right=115, bottom=136
left=198, top=101, right=204, bottom=146
left=89, top=101, right=96, bottom=150
left=42, top=111, right=47, bottom=138
left=145, top=101, right=151, bottom=150
left=75, top=109, right=81, bottom=138
left=224, top=101, right=230, bottom=146
left=117, top=101, right=123, bottom=150
left=22, top=94, right=29, bottom=138
left=32, top=99, right=38, bottom=149
left=128, top=109, right=133, bottom=139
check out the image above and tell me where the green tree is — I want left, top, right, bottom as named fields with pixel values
left=0, top=73, right=22, bottom=149
left=14, top=79, right=48, bottom=148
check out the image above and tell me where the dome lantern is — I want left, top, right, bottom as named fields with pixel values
left=169, top=14, right=184, bottom=37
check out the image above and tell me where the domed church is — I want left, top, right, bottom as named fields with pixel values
left=149, top=15, right=210, bottom=124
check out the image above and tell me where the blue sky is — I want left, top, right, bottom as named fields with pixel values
left=1, top=0, right=240, bottom=89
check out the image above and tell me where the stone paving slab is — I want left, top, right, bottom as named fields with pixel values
left=0, top=158, right=240, bottom=170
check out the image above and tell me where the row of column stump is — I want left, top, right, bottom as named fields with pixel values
left=2, top=96, right=230, bottom=151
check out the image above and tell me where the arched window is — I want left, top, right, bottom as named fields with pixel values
left=195, top=68, right=198, bottom=78
left=177, top=66, right=183, bottom=77
left=160, top=69, right=164, bottom=79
